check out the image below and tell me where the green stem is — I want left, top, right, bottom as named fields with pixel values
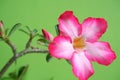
left=0, top=48, right=48, bottom=78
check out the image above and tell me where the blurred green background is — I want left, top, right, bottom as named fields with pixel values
left=0, top=0, right=120, bottom=80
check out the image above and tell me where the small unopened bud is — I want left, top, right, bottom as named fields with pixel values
left=0, top=21, right=5, bottom=37
left=0, top=21, right=3, bottom=27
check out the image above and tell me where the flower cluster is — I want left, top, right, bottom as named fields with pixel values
left=42, top=11, right=116, bottom=80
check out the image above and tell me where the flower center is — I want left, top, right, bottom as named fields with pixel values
left=73, top=37, right=85, bottom=49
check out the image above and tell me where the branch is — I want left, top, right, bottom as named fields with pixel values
left=5, top=39, right=17, bottom=55
left=17, top=48, right=49, bottom=58
left=0, top=48, right=48, bottom=78
left=25, top=35, right=33, bottom=49
left=0, top=34, right=49, bottom=78
left=0, top=56, right=16, bottom=78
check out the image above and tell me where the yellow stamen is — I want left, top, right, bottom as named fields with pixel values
left=73, top=37, right=85, bottom=49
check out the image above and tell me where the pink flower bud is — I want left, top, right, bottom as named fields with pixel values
left=0, top=21, right=4, bottom=37
left=42, top=29, right=54, bottom=41
left=0, top=21, right=3, bottom=27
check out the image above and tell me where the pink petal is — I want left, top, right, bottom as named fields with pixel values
left=58, top=11, right=82, bottom=39
left=82, top=17, right=107, bottom=42
left=71, top=52, right=94, bottom=80
left=85, top=42, right=116, bottom=65
left=42, top=29, right=54, bottom=41
left=49, top=36, right=74, bottom=59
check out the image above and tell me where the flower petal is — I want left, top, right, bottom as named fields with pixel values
left=42, top=29, right=54, bottom=41
left=71, top=52, right=94, bottom=80
left=85, top=42, right=116, bottom=65
left=58, top=11, right=82, bottom=38
left=49, top=36, right=74, bottom=59
left=82, top=17, right=107, bottom=42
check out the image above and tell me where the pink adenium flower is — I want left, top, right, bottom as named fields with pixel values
left=49, top=11, right=116, bottom=80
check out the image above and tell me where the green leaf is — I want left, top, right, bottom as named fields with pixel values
left=37, top=38, right=49, bottom=46
left=32, top=29, right=37, bottom=33
left=17, top=64, right=29, bottom=80
left=32, top=29, right=38, bottom=36
left=25, top=26, right=31, bottom=33
left=55, top=24, right=59, bottom=35
left=5, top=28, right=9, bottom=35
left=38, top=38, right=47, bottom=43
left=8, top=23, right=22, bottom=37
left=19, top=29, right=29, bottom=35
left=38, top=34, right=44, bottom=38
left=46, top=53, right=52, bottom=62
left=9, top=71, right=17, bottom=79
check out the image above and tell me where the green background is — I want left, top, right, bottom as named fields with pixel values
left=0, top=0, right=120, bottom=80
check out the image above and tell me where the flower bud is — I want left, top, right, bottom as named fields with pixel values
left=0, top=21, right=5, bottom=37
